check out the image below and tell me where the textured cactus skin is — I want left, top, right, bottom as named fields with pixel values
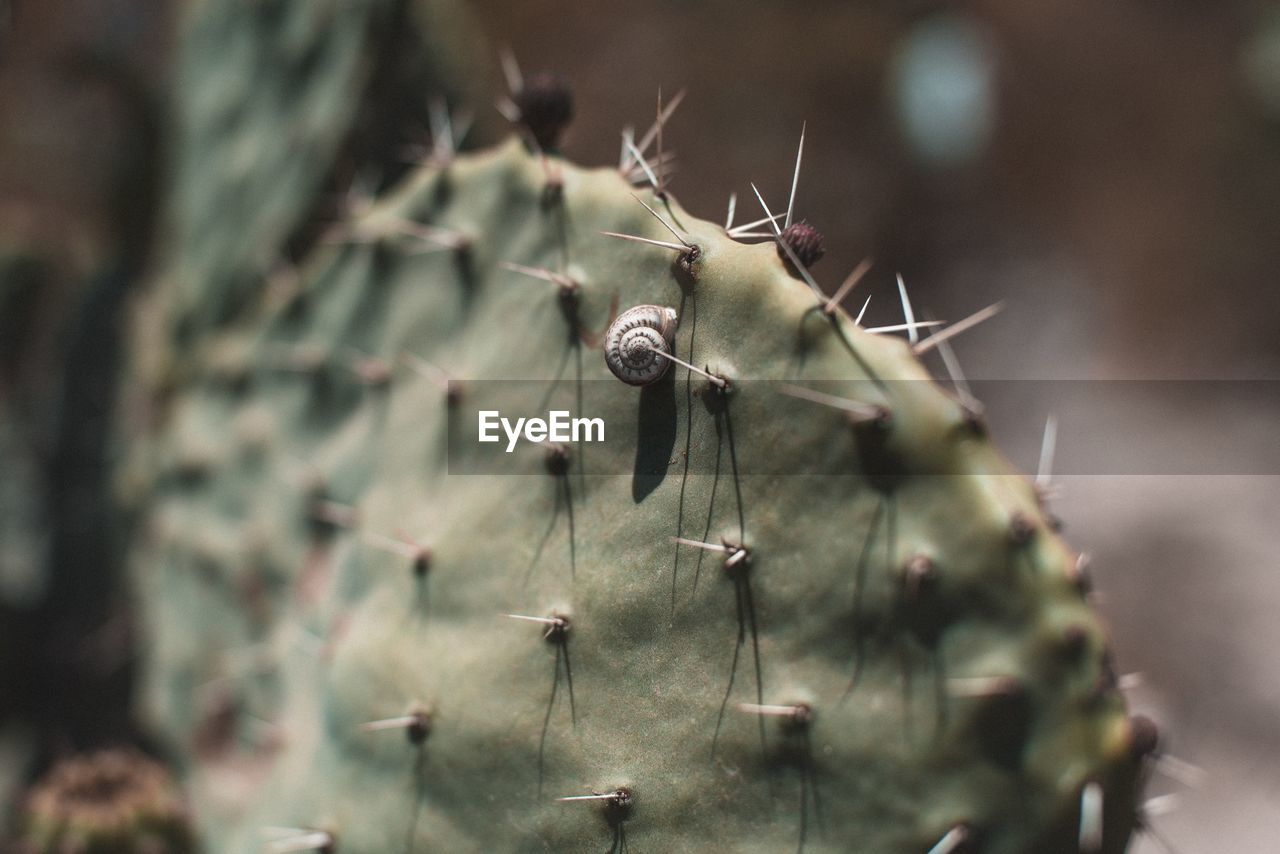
left=159, top=0, right=484, bottom=341
left=128, top=136, right=1146, bottom=852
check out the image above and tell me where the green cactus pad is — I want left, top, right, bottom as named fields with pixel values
left=157, top=0, right=483, bottom=343
left=127, top=136, right=1149, bottom=852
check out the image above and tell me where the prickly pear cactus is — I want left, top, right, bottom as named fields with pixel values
left=127, top=109, right=1152, bottom=851
left=157, top=0, right=485, bottom=343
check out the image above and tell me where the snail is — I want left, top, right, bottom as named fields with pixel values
left=603, top=305, right=679, bottom=386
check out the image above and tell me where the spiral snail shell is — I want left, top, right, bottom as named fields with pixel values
left=603, top=304, right=679, bottom=386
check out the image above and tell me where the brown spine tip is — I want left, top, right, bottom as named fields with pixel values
left=1068, top=553, right=1094, bottom=596
left=784, top=702, right=814, bottom=732
left=557, top=280, right=581, bottom=306
left=605, top=787, right=634, bottom=823
left=778, top=221, right=825, bottom=267
left=960, top=403, right=986, bottom=436
left=902, top=554, right=937, bottom=600
left=701, top=368, right=733, bottom=401
left=1127, top=714, right=1160, bottom=760
left=544, top=443, right=571, bottom=476
left=514, top=71, right=573, bottom=150
left=412, top=550, right=432, bottom=579
left=546, top=613, right=571, bottom=643
left=407, top=709, right=432, bottom=746
left=1061, top=624, right=1089, bottom=657
left=721, top=540, right=751, bottom=575
left=848, top=403, right=893, bottom=434
left=930, top=822, right=979, bottom=854
left=1008, top=511, right=1036, bottom=545
left=676, top=243, right=702, bottom=279
left=1091, top=648, right=1120, bottom=699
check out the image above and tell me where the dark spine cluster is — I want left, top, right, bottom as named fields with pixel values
left=515, top=71, right=574, bottom=151
left=779, top=221, right=825, bottom=267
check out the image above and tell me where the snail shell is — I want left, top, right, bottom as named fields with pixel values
left=603, top=305, right=679, bottom=386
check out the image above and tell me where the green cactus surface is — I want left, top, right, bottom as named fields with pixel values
left=126, top=129, right=1151, bottom=852
left=159, top=0, right=483, bottom=344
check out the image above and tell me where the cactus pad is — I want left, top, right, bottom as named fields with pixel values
left=127, top=130, right=1149, bottom=853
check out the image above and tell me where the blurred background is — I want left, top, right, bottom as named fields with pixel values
left=2, top=0, right=1279, bottom=849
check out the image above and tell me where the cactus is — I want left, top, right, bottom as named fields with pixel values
left=20, top=748, right=192, bottom=853
left=156, top=0, right=485, bottom=344
left=125, top=84, right=1154, bottom=851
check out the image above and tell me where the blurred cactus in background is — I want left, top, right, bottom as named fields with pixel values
left=0, top=0, right=166, bottom=817
left=20, top=748, right=192, bottom=853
